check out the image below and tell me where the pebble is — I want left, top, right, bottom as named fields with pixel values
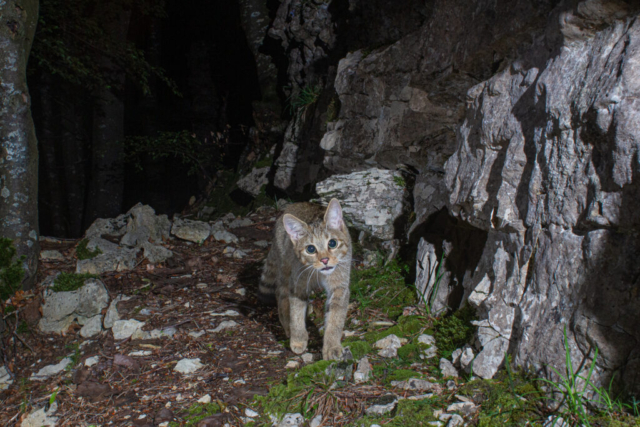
left=174, top=358, right=204, bottom=374
left=39, top=249, right=65, bottom=261
left=30, top=358, right=72, bottom=381
left=390, top=378, right=438, bottom=392
left=374, top=334, right=404, bottom=358
left=198, top=394, right=212, bottom=404
left=235, top=287, right=246, bottom=296
left=254, top=240, right=269, bottom=248
left=245, top=408, right=259, bottom=418
left=301, top=353, right=314, bottom=364
left=447, top=401, right=478, bottom=416
left=440, top=358, right=459, bottom=378
left=446, top=414, right=464, bottom=427
left=460, top=346, right=475, bottom=373
left=310, top=415, right=323, bottom=427
left=233, top=249, right=247, bottom=259
left=407, top=393, right=434, bottom=400
left=21, top=402, right=58, bottom=427
left=210, top=320, right=239, bottom=333
left=285, top=360, right=300, bottom=369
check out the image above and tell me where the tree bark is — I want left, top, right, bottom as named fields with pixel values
left=83, top=10, right=131, bottom=228
left=0, top=0, right=40, bottom=289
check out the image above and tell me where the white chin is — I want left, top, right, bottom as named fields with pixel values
left=318, top=267, right=334, bottom=275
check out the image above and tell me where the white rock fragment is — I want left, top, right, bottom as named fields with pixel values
left=174, top=358, right=204, bottom=374
left=31, top=358, right=72, bottom=381
left=171, top=218, right=211, bottom=243
left=212, top=229, right=239, bottom=244
left=198, top=394, right=212, bottom=404
left=374, top=334, right=403, bottom=358
left=285, top=360, right=300, bottom=369
left=210, top=320, right=239, bottom=333
left=112, top=319, right=145, bottom=340
left=301, top=353, right=315, bottom=364
left=354, top=357, right=372, bottom=384
left=235, top=288, right=246, bottom=296
left=188, top=331, right=206, bottom=338
left=446, top=414, right=464, bottom=427
left=440, top=358, right=459, bottom=378
left=417, top=334, right=435, bottom=346
left=365, top=394, right=398, bottom=415
left=245, top=408, right=259, bottom=418
left=278, top=413, right=304, bottom=427
left=0, top=366, right=13, bottom=391
left=84, top=356, right=100, bottom=367
left=209, top=309, right=240, bottom=317
left=447, top=401, right=478, bottom=416
left=40, top=250, right=65, bottom=261
left=80, top=315, right=103, bottom=338
left=310, top=415, right=323, bottom=427
left=391, top=378, right=437, bottom=391
left=451, top=348, right=463, bottom=366
left=459, top=346, right=475, bottom=373
left=21, top=402, right=58, bottom=427
left=129, top=350, right=152, bottom=357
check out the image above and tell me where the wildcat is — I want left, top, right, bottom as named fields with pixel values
left=259, top=199, right=352, bottom=360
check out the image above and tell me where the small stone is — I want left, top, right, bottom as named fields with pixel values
left=391, top=378, right=438, bottom=392
left=233, top=249, right=247, bottom=259
left=301, top=353, right=314, bottom=364
left=128, top=350, right=152, bottom=357
left=21, top=402, right=58, bottom=427
left=84, top=356, right=100, bottom=367
left=417, top=334, right=436, bottom=346
left=459, top=346, right=475, bottom=373
left=245, top=408, right=259, bottom=418
left=440, top=358, right=459, bottom=378
left=278, top=413, right=304, bottom=427
left=451, top=348, right=463, bottom=366
left=103, top=294, right=130, bottom=329
left=174, top=358, right=204, bottom=374
left=354, top=357, right=372, bottom=384
left=196, top=283, right=208, bottom=289
left=447, top=401, right=478, bottom=416
left=171, top=218, right=211, bottom=243
left=285, top=360, right=300, bottom=369
left=209, top=309, right=240, bottom=317
left=310, top=415, right=323, bottom=427
left=212, top=229, right=239, bottom=244
left=325, top=361, right=353, bottom=381
left=188, top=331, right=206, bottom=338
left=407, top=393, right=434, bottom=400
left=374, top=334, right=403, bottom=350
left=0, top=365, right=13, bottom=391
left=210, top=320, right=239, bottom=333
left=40, top=250, right=65, bottom=261
left=228, top=218, right=253, bottom=228
left=446, top=414, right=464, bottom=427
left=31, top=358, right=72, bottom=381
left=112, top=319, right=145, bottom=340
left=254, top=240, right=269, bottom=248
left=198, top=394, right=212, bottom=404
left=235, top=288, right=246, bottom=296
left=365, top=394, right=398, bottom=415
left=80, top=315, right=103, bottom=338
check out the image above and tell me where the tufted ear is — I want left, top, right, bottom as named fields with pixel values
left=324, top=199, right=345, bottom=231
left=283, top=214, right=308, bottom=242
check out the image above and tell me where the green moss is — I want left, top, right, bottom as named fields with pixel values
left=76, top=239, right=102, bottom=260
left=393, top=175, right=406, bottom=188
left=0, top=238, right=24, bottom=300
left=325, top=96, right=340, bottom=123
left=51, top=272, right=98, bottom=292
left=253, top=154, right=273, bottom=169
left=397, top=343, right=429, bottom=363
left=433, top=305, right=477, bottom=359
left=351, top=260, right=416, bottom=318
left=173, top=402, right=221, bottom=427
left=346, top=340, right=372, bottom=360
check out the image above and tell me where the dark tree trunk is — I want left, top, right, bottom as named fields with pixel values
left=0, top=0, right=40, bottom=289
left=84, top=10, right=131, bottom=228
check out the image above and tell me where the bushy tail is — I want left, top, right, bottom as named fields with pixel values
left=258, top=249, right=278, bottom=304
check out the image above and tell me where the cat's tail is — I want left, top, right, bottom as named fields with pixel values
left=258, top=248, right=278, bottom=304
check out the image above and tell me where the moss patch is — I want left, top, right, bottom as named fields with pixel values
left=364, top=316, right=425, bottom=344
left=351, top=261, right=416, bottom=318
left=433, top=305, right=477, bottom=359
left=51, top=272, right=98, bottom=292
left=76, top=239, right=102, bottom=260
left=345, top=340, right=372, bottom=360
left=171, top=402, right=222, bottom=427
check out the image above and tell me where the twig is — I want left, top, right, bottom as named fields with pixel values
left=12, top=332, right=35, bottom=353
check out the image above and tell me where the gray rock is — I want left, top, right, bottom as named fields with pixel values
left=31, top=358, right=72, bottom=381
left=85, top=214, right=128, bottom=238
left=325, top=361, right=353, bottom=381
left=212, top=229, right=239, bottom=244
left=120, top=203, right=171, bottom=247
left=354, top=356, right=372, bottom=383
left=103, top=294, right=130, bottom=329
left=440, top=358, right=459, bottom=378
left=415, top=238, right=450, bottom=315
left=315, top=168, right=408, bottom=240
left=39, top=278, right=109, bottom=334
left=40, top=250, right=65, bottom=261
left=278, top=413, right=304, bottom=427
left=210, top=320, right=239, bottom=333
left=451, top=349, right=463, bottom=367
left=132, top=326, right=177, bottom=340
left=21, top=402, right=58, bottom=427
left=446, top=414, right=464, bottom=427
left=76, top=247, right=138, bottom=274
left=84, top=356, right=99, bottom=367
left=85, top=236, right=119, bottom=254
left=274, top=142, right=298, bottom=192
left=301, top=353, right=315, bottom=364
left=365, top=394, right=398, bottom=416
left=141, top=242, right=173, bottom=264
left=228, top=218, right=253, bottom=228
left=254, top=240, right=269, bottom=248
left=391, top=378, right=438, bottom=392
left=374, top=334, right=404, bottom=358
left=459, top=346, right=475, bottom=373
left=310, top=415, right=323, bottom=427
left=447, top=401, right=478, bottom=416
left=112, top=319, right=145, bottom=340
left=171, top=218, right=210, bottom=243
left=0, top=366, right=12, bottom=391
left=79, top=315, right=103, bottom=338
left=233, top=249, right=247, bottom=259
left=237, top=167, right=270, bottom=197
left=174, top=358, right=204, bottom=374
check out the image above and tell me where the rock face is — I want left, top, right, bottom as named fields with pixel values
left=315, top=168, right=408, bottom=240
left=442, top=1, right=640, bottom=393
left=237, top=166, right=270, bottom=196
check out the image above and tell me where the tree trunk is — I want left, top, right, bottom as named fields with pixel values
left=83, top=10, right=131, bottom=228
left=0, top=0, right=40, bottom=289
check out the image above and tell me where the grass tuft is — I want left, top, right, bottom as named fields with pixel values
left=51, top=272, right=98, bottom=292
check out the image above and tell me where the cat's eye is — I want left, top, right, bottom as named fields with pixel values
left=328, top=239, right=337, bottom=249
left=306, top=245, right=316, bottom=254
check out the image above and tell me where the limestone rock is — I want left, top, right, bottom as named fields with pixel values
left=31, top=358, right=72, bottom=381
left=446, top=414, right=464, bottom=427
left=80, top=315, right=103, bottom=338
left=171, top=218, right=210, bottom=243
left=40, top=250, right=65, bottom=261
left=0, top=366, right=12, bottom=391
left=174, top=358, right=204, bottom=374
left=315, top=168, right=407, bottom=240
left=354, top=356, right=372, bottom=384
left=365, top=394, right=398, bottom=416
left=211, top=228, right=239, bottom=244
left=21, top=402, right=58, bottom=427
left=459, top=346, right=475, bottom=373
left=120, top=203, right=171, bottom=247
left=391, top=378, right=438, bottom=392
left=210, top=320, right=239, bottom=333
left=112, top=319, right=145, bottom=340
left=237, top=166, right=270, bottom=197
left=141, top=242, right=173, bottom=264
left=440, top=358, right=459, bottom=378
left=277, top=413, right=304, bottom=427
left=39, top=278, right=109, bottom=334
left=76, top=248, right=138, bottom=275
left=103, top=294, right=130, bottom=329
left=85, top=214, right=128, bottom=238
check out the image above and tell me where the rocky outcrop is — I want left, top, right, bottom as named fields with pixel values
left=443, top=1, right=640, bottom=393
left=315, top=168, right=408, bottom=240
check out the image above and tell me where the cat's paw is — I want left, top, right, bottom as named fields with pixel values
left=290, top=338, right=308, bottom=354
left=322, top=344, right=343, bottom=361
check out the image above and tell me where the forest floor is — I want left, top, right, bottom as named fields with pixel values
left=1, top=206, right=638, bottom=427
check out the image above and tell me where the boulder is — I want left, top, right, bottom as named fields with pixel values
left=315, top=168, right=408, bottom=240
left=120, top=203, right=171, bottom=247
left=171, top=218, right=211, bottom=243
left=237, top=166, right=270, bottom=197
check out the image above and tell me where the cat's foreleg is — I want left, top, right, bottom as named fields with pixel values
left=276, top=284, right=291, bottom=337
left=322, top=284, right=349, bottom=360
left=289, top=295, right=309, bottom=354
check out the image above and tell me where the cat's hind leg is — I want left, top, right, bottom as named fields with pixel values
left=276, top=284, right=291, bottom=337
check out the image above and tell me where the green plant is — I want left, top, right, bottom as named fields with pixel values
left=76, top=239, right=102, bottom=260
left=49, top=388, right=60, bottom=406
left=351, top=260, right=416, bottom=318
left=287, top=84, right=322, bottom=115
left=539, top=326, right=597, bottom=427
left=176, top=402, right=222, bottom=427
left=432, top=305, right=477, bottom=359
left=65, top=342, right=82, bottom=370
left=51, top=272, right=98, bottom=292
left=0, top=238, right=25, bottom=300
left=393, top=175, right=406, bottom=188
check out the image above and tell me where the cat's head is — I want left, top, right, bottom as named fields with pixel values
left=283, top=199, right=350, bottom=275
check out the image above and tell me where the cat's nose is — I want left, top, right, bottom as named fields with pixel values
left=320, top=258, right=329, bottom=265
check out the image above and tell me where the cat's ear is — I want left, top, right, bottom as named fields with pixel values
left=283, top=214, right=308, bottom=242
left=324, top=199, right=345, bottom=231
